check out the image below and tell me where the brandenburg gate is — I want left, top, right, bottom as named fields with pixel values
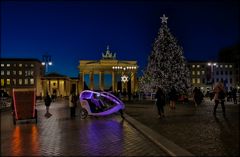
left=78, top=46, right=138, bottom=94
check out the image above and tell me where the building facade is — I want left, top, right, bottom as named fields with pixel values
left=0, top=58, right=44, bottom=96
left=188, top=61, right=237, bottom=93
left=41, top=72, right=79, bottom=97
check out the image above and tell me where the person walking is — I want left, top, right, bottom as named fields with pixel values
left=69, top=92, right=77, bottom=118
left=213, top=81, right=226, bottom=117
left=44, top=93, right=52, bottom=116
left=155, top=87, right=166, bottom=118
left=169, top=86, right=177, bottom=110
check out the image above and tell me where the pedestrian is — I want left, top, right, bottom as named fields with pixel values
left=193, top=87, right=198, bottom=107
left=69, top=92, right=77, bottom=118
left=213, top=81, right=226, bottom=117
left=232, top=87, right=237, bottom=104
left=44, top=93, right=52, bottom=114
left=169, top=86, right=177, bottom=110
left=155, top=87, right=166, bottom=118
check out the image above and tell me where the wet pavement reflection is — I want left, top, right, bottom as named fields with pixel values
left=1, top=99, right=166, bottom=156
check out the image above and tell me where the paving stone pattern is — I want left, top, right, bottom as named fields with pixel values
left=1, top=98, right=167, bottom=156
left=125, top=99, right=240, bottom=156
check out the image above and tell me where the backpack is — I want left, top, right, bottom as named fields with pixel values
left=218, top=90, right=225, bottom=99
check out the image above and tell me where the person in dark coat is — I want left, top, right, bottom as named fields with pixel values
left=155, top=87, right=166, bottom=118
left=44, top=93, right=52, bottom=113
left=169, top=86, right=177, bottom=110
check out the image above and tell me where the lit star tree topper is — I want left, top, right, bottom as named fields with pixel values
left=139, top=14, right=191, bottom=95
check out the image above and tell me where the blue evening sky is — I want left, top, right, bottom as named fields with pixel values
left=1, top=0, right=239, bottom=77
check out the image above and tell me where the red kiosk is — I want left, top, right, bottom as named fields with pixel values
left=12, top=88, right=38, bottom=124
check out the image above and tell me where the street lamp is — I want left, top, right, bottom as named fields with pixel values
left=42, top=54, right=52, bottom=74
left=207, top=62, right=217, bottom=88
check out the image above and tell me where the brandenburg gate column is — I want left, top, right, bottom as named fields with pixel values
left=79, top=71, right=84, bottom=92
left=90, top=71, right=94, bottom=90
left=112, top=71, right=116, bottom=92
left=99, top=71, right=104, bottom=91
left=131, top=72, right=137, bottom=93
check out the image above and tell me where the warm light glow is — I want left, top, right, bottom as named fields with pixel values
left=41, top=62, right=45, bottom=65
left=208, top=63, right=211, bottom=66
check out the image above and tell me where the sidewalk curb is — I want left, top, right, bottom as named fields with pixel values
left=124, top=113, right=194, bottom=157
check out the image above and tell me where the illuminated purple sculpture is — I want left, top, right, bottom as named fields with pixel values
left=79, top=90, right=125, bottom=118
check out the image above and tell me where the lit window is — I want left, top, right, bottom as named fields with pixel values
left=7, top=71, right=10, bottom=75
left=192, top=65, right=195, bottom=68
left=202, top=71, right=205, bottom=75
left=13, top=71, right=16, bottom=75
left=192, top=78, right=195, bottom=84
left=30, top=64, right=34, bottom=67
left=225, top=65, right=228, bottom=68
left=229, top=65, right=232, bottom=68
left=19, top=64, right=22, bottom=67
left=1, top=64, right=4, bottom=67
left=31, top=71, right=34, bottom=76
left=1, top=70, right=4, bottom=76
left=197, top=78, right=200, bottom=84
left=25, top=79, right=28, bottom=85
left=7, top=64, right=10, bottom=67
left=197, top=65, right=200, bottom=68
left=215, top=65, right=219, bottom=68
left=19, top=79, right=22, bottom=85
left=13, top=79, right=16, bottom=85
left=30, top=79, right=34, bottom=85
left=192, top=71, right=195, bottom=75
left=1, top=79, right=4, bottom=86
left=197, top=71, right=200, bottom=75
left=7, top=79, right=10, bottom=85
left=220, top=65, right=223, bottom=68
left=19, top=71, right=22, bottom=75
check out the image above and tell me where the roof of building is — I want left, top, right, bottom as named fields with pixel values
left=44, top=72, right=68, bottom=78
left=0, top=58, right=41, bottom=63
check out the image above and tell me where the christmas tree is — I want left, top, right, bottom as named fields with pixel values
left=139, top=14, right=191, bottom=94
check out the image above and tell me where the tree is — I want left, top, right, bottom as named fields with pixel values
left=139, top=14, right=191, bottom=94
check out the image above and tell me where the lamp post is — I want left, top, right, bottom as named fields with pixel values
left=207, top=62, right=217, bottom=89
left=42, top=54, right=52, bottom=74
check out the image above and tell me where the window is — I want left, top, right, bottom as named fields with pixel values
left=13, top=71, right=16, bottom=75
left=25, top=64, right=28, bottom=67
left=197, top=78, right=200, bottom=84
left=220, top=65, right=223, bottom=68
left=230, top=78, right=232, bottom=84
left=19, top=64, right=22, bottom=67
left=220, top=71, right=223, bottom=75
left=225, top=71, right=228, bottom=75
left=19, top=71, right=22, bottom=75
left=202, top=78, right=205, bottom=84
left=30, top=78, right=34, bottom=85
left=192, top=78, right=195, bottom=84
left=230, top=71, right=232, bottom=75
left=216, top=78, right=219, bottom=82
left=7, top=64, right=10, bottom=67
left=1, top=70, right=4, bottom=76
left=225, top=65, right=228, bottom=68
left=7, top=71, right=10, bottom=75
left=201, top=71, right=205, bottom=75
left=197, top=65, right=200, bottom=68
left=13, top=79, right=16, bottom=85
left=216, top=71, right=219, bottom=75
left=197, top=71, right=200, bottom=75
left=225, top=79, right=228, bottom=83
left=19, top=79, right=22, bottom=85
left=30, top=64, right=34, bottom=67
left=1, top=64, right=4, bottom=67
left=192, top=71, right=195, bottom=75
left=1, top=79, right=4, bottom=86
left=24, top=79, right=28, bottom=85
left=216, top=65, right=219, bottom=68
left=30, top=71, right=34, bottom=76
left=13, top=64, right=16, bottom=67
left=192, top=65, right=195, bottom=68
left=229, top=65, right=232, bottom=68
left=7, top=79, right=10, bottom=85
